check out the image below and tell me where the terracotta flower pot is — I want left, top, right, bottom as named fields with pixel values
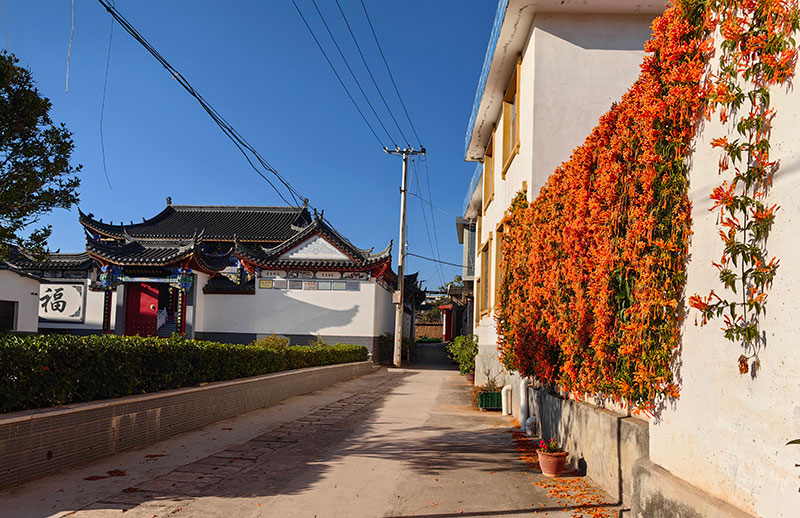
left=537, top=450, right=568, bottom=477
left=464, top=372, right=475, bottom=385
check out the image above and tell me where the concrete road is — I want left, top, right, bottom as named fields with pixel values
left=0, top=342, right=620, bottom=518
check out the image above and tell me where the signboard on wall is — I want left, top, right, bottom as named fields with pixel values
left=315, top=271, right=341, bottom=279
left=342, top=271, right=369, bottom=280
left=288, top=271, right=314, bottom=279
left=39, top=284, right=85, bottom=322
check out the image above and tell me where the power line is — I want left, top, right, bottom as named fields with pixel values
left=333, top=0, right=410, bottom=146
left=407, top=251, right=465, bottom=269
left=99, top=5, right=114, bottom=189
left=1, top=0, right=8, bottom=51
left=97, top=0, right=307, bottom=208
left=421, top=155, right=445, bottom=281
left=407, top=191, right=458, bottom=218
left=307, top=0, right=397, bottom=145
left=290, top=0, right=386, bottom=147
left=411, top=157, right=444, bottom=285
left=359, top=0, right=422, bottom=146
left=65, top=0, right=75, bottom=93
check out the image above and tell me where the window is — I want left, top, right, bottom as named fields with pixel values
left=482, top=132, right=495, bottom=214
left=479, top=234, right=492, bottom=317
left=502, top=56, right=521, bottom=178
left=475, top=277, right=482, bottom=325
left=494, top=223, right=504, bottom=309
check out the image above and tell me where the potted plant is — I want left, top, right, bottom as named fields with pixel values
left=536, top=438, right=568, bottom=477
left=472, top=376, right=502, bottom=410
left=446, top=334, right=478, bottom=383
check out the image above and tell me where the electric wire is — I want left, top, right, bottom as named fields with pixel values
left=333, top=0, right=410, bottom=146
left=406, top=252, right=465, bottom=269
left=422, top=154, right=445, bottom=282
left=411, top=157, right=444, bottom=285
left=406, top=191, right=458, bottom=218
left=99, top=5, right=114, bottom=189
left=1, top=0, right=8, bottom=51
left=66, top=0, right=75, bottom=93
left=290, top=0, right=385, bottom=148
left=359, top=0, right=422, bottom=146
left=97, top=0, right=308, bottom=208
left=307, top=0, right=396, bottom=145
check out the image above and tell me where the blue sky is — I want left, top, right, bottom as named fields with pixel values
left=4, top=0, right=497, bottom=290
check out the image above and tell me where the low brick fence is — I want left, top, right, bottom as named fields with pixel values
left=415, top=323, right=442, bottom=340
left=0, top=361, right=374, bottom=488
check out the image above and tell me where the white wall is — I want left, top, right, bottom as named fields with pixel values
left=648, top=52, right=800, bottom=518
left=197, top=278, right=392, bottom=339
left=372, top=282, right=394, bottom=337
left=473, top=12, right=654, bottom=385
left=0, top=270, right=40, bottom=333
left=38, top=280, right=116, bottom=333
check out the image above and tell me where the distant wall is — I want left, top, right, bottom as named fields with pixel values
left=415, top=323, right=442, bottom=339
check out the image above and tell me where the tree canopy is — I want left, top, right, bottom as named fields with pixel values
left=0, top=52, right=81, bottom=259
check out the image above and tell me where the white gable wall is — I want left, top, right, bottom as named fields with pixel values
left=278, top=235, right=353, bottom=262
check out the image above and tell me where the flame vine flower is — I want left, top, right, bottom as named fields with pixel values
left=496, top=0, right=714, bottom=412
left=690, top=0, right=799, bottom=375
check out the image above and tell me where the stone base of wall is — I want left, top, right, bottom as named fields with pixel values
left=38, top=327, right=104, bottom=336
left=631, top=459, right=755, bottom=518
left=0, top=361, right=375, bottom=488
left=533, top=389, right=649, bottom=507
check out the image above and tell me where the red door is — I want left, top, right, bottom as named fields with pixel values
left=124, top=283, right=159, bottom=336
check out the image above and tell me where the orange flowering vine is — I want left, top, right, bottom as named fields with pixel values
left=690, top=0, right=799, bottom=375
left=496, top=0, right=798, bottom=409
left=496, top=0, right=713, bottom=410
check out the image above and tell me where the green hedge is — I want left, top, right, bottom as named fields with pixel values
left=0, top=334, right=369, bottom=413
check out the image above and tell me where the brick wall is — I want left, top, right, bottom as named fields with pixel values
left=0, top=361, right=374, bottom=488
left=415, top=323, right=443, bottom=339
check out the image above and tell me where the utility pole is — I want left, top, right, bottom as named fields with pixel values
left=385, top=146, right=425, bottom=368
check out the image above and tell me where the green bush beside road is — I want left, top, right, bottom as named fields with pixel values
left=0, top=334, right=368, bottom=413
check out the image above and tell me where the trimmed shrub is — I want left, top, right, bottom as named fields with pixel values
left=446, top=335, right=478, bottom=375
left=250, top=334, right=290, bottom=349
left=0, top=334, right=368, bottom=413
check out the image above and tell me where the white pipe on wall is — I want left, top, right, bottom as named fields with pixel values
left=501, top=384, right=512, bottom=416
left=519, top=378, right=530, bottom=430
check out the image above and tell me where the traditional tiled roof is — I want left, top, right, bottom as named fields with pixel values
left=2, top=246, right=94, bottom=271
left=79, top=204, right=312, bottom=242
left=86, top=235, right=230, bottom=273
left=235, top=216, right=392, bottom=271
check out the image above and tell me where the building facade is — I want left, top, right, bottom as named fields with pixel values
left=14, top=202, right=398, bottom=362
left=462, top=0, right=662, bottom=387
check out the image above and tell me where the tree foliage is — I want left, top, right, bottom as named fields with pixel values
left=0, top=52, right=81, bottom=259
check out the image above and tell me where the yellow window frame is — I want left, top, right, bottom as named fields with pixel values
left=482, top=131, right=495, bottom=214
left=502, top=56, right=521, bottom=178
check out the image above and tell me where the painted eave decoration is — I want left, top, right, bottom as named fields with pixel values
left=235, top=216, right=392, bottom=276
